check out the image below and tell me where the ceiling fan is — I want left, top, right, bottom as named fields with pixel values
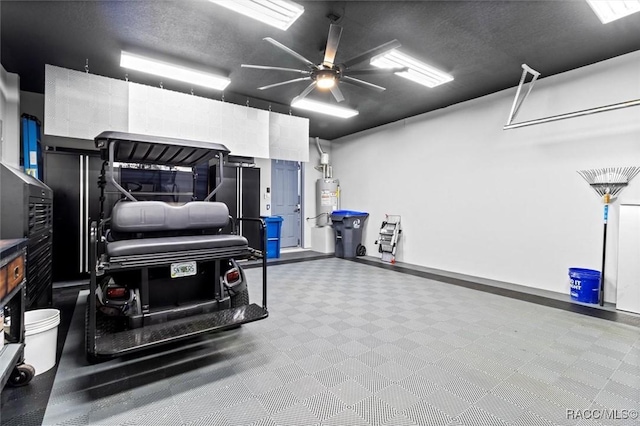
left=241, top=24, right=407, bottom=103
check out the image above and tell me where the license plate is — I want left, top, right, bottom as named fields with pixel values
left=170, top=261, right=197, bottom=278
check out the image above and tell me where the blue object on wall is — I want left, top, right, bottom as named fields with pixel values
left=21, top=114, right=43, bottom=180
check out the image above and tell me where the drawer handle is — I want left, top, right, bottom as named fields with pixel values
left=14, top=266, right=20, bottom=279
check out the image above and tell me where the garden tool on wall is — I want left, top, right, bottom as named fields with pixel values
left=577, top=167, right=640, bottom=306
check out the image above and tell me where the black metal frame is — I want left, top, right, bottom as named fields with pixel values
left=86, top=132, right=268, bottom=360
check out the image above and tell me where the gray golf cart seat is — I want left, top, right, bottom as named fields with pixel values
left=105, top=200, right=249, bottom=261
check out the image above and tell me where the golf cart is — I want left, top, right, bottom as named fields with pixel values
left=86, top=132, right=268, bottom=361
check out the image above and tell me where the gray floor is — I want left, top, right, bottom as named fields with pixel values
left=43, top=258, right=639, bottom=425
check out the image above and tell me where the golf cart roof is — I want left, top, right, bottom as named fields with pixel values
left=95, top=131, right=230, bottom=167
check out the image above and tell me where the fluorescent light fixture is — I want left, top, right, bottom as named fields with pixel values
left=586, top=0, right=640, bottom=23
left=371, top=50, right=453, bottom=88
left=291, top=97, right=358, bottom=118
left=209, top=0, right=304, bottom=31
left=120, top=51, right=230, bottom=91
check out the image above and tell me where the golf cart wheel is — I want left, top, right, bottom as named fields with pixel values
left=230, top=288, right=250, bottom=308
left=8, top=363, right=35, bottom=387
left=356, top=244, right=367, bottom=256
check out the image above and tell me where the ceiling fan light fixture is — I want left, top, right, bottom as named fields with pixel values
left=120, top=51, right=230, bottom=90
left=291, top=97, right=358, bottom=118
left=208, top=0, right=304, bottom=31
left=585, top=0, right=640, bottom=23
left=370, top=50, right=453, bottom=88
left=316, top=75, right=336, bottom=89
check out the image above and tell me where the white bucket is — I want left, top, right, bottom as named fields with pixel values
left=24, top=309, right=60, bottom=376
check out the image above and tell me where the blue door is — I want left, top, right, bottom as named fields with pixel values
left=272, top=160, right=300, bottom=247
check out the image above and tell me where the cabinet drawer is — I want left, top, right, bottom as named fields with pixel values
left=0, top=265, right=6, bottom=300
left=6, top=254, right=25, bottom=293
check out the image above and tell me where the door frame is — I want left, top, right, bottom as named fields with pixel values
left=271, top=159, right=303, bottom=248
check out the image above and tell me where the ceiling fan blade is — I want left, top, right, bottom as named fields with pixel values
left=342, top=76, right=386, bottom=92
left=258, top=77, right=311, bottom=90
left=242, top=64, right=310, bottom=74
left=345, top=67, right=408, bottom=76
left=329, top=85, right=345, bottom=103
left=263, top=37, right=318, bottom=69
left=342, top=39, right=401, bottom=70
left=296, top=82, right=317, bottom=100
left=322, top=24, right=343, bottom=66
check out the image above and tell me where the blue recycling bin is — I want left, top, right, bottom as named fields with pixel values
left=330, top=210, right=369, bottom=258
left=263, top=216, right=283, bottom=259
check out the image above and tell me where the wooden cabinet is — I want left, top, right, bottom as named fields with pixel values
left=0, top=250, right=25, bottom=298
left=0, top=260, right=6, bottom=300
left=5, top=255, right=25, bottom=295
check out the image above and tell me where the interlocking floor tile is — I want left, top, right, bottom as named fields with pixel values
left=403, top=400, right=453, bottom=426
left=353, top=395, right=398, bottom=426
left=456, top=406, right=508, bottom=426
left=424, top=389, right=471, bottom=418
left=256, top=386, right=300, bottom=415
left=321, top=408, right=370, bottom=426
left=474, top=393, right=525, bottom=423
left=329, top=379, right=373, bottom=407
left=220, top=398, right=269, bottom=425
left=335, top=358, right=371, bottom=378
left=271, top=402, right=321, bottom=426
left=375, top=384, right=421, bottom=412
left=444, top=377, right=489, bottom=404
left=396, top=374, right=439, bottom=399
left=285, top=376, right=327, bottom=401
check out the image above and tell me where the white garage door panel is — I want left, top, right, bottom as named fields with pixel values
left=617, top=205, right=640, bottom=314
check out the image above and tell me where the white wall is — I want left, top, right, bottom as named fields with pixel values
left=332, top=50, right=640, bottom=302
left=0, top=65, right=20, bottom=167
left=303, top=137, right=332, bottom=248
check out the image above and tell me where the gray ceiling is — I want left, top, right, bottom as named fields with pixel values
left=2, top=1, right=640, bottom=140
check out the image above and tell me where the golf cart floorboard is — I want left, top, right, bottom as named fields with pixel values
left=92, top=303, right=268, bottom=356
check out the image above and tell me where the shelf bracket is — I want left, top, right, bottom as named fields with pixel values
left=504, top=63, right=640, bottom=130
left=504, top=64, right=540, bottom=128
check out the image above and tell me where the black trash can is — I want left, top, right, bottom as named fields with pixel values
left=330, top=210, right=369, bottom=258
